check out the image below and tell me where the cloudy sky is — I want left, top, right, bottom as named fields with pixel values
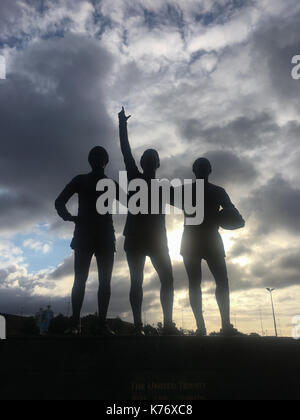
left=1, top=0, right=300, bottom=336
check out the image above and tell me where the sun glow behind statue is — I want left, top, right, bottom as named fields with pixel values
left=167, top=228, right=184, bottom=261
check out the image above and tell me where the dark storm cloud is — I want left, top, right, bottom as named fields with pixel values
left=0, top=191, right=47, bottom=232
left=248, top=247, right=300, bottom=291
left=250, top=9, right=300, bottom=105
left=0, top=33, right=122, bottom=233
left=279, top=251, right=300, bottom=272
left=0, top=286, right=69, bottom=314
left=180, top=112, right=279, bottom=150
left=244, top=175, right=300, bottom=235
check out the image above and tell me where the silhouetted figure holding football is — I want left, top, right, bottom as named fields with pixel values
left=118, top=107, right=177, bottom=336
left=55, top=147, right=119, bottom=336
left=181, top=158, right=245, bottom=337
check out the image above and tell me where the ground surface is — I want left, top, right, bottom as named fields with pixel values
left=0, top=336, right=299, bottom=400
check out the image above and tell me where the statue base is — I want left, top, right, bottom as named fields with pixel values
left=0, top=336, right=299, bottom=400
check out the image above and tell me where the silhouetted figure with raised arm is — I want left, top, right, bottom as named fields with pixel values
left=181, top=158, right=245, bottom=337
left=118, top=107, right=177, bottom=336
left=55, top=147, right=118, bottom=336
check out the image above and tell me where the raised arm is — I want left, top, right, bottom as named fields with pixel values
left=118, top=107, right=139, bottom=175
left=55, top=177, right=79, bottom=222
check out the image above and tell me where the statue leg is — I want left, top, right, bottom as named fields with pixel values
left=127, top=251, right=146, bottom=329
left=206, top=256, right=230, bottom=330
left=183, top=257, right=206, bottom=332
left=96, top=250, right=115, bottom=324
left=150, top=252, right=174, bottom=327
left=71, top=248, right=93, bottom=327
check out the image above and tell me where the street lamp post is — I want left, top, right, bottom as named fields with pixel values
left=266, top=288, right=278, bottom=337
left=259, top=308, right=265, bottom=337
